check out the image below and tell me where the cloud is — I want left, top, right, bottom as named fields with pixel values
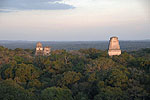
left=0, top=0, right=75, bottom=12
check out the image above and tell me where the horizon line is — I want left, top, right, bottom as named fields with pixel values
left=0, top=39, right=150, bottom=42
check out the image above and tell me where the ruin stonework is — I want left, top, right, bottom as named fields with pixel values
left=43, top=46, right=51, bottom=56
left=108, top=37, right=121, bottom=56
left=35, top=42, right=43, bottom=56
left=35, top=42, right=51, bottom=56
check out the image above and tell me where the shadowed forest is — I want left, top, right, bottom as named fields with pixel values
left=0, top=46, right=150, bottom=100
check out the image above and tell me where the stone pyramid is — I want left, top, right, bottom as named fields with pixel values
left=108, top=37, right=121, bottom=56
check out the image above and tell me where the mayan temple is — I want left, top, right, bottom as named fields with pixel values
left=108, top=36, right=121, bottom=56
left=43, top=46, right=51, bottom=56
left=35, top=42, right=43, bottom=56
left=35, top=42, right=51, bottom=56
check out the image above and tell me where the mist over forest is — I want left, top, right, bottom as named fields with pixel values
left=0, top=40, right=150, bottom=51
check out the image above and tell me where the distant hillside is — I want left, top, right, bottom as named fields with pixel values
left=0, top=40, right=150, bottom=51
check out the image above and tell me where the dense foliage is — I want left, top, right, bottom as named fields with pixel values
left=0, top=46, right=150, bottom=100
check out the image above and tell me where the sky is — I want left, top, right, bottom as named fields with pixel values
left=0, top=0, right=149, bottom=41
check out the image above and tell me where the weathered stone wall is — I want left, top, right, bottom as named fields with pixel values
left=108, top=37, right=121, bottom=56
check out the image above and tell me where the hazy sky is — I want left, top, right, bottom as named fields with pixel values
left=0, top=0, right=149, bottom=41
